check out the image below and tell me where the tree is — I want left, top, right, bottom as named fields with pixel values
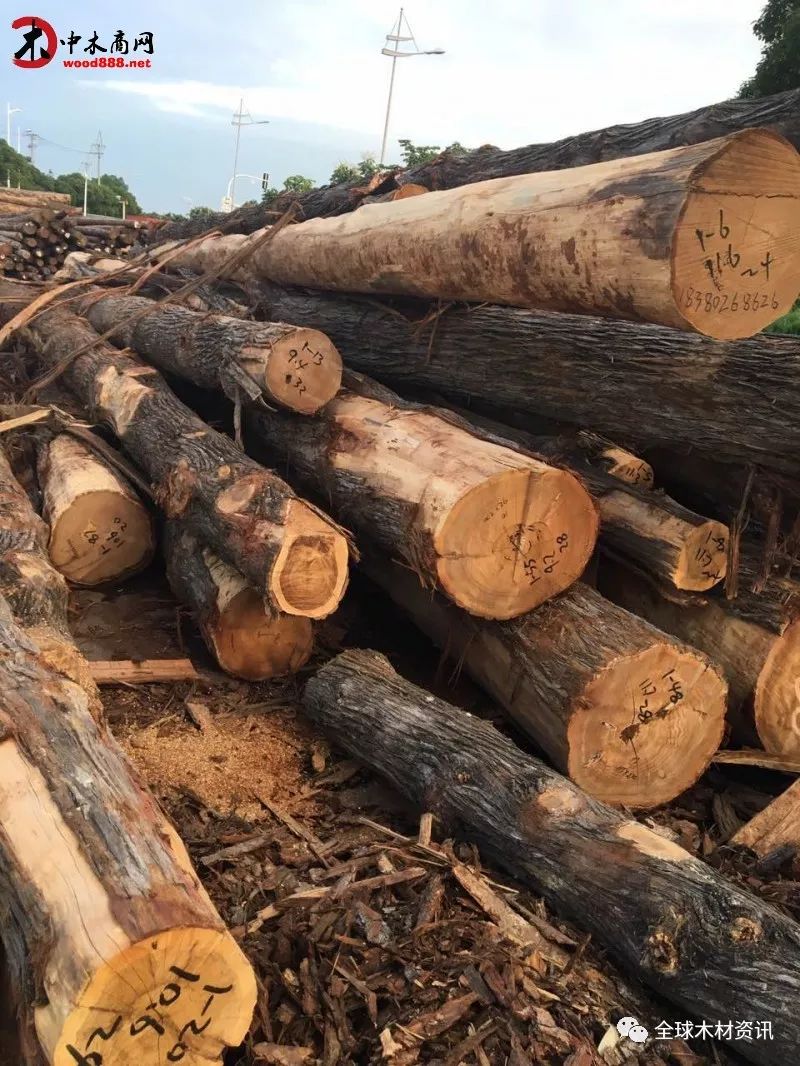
left=282, top=174, right=314, bottom=194
left=396, top=139, right=470, bottom=167
left=740, top=0, right=800, bottom=97
left=329, top=162, right=359, bottom=184
left=53, top=172, right=142, bottom=216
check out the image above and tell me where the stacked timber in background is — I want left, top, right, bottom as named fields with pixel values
left=0, top=208, right=139, bottom=280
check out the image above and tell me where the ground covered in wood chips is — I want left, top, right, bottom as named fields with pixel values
left=69, top=571, right=800, bottom=1066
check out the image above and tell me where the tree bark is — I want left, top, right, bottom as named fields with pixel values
left=80, top=289, right=343, bottom=415
left=364, top=558, right=726, bottom=808
left=233, top=130, right=800, bottom=339
left=37, top=434, right=155, bottom=586
left=248, top=374, right=598, bottom=620
left=163, top=521, right=314, bottom=681
left=440, top=405, right=729, bottom=592
left=0, top=288, right=350, bottom=621
left=250, top=282, right=800, bottom=479
left=0, top=445, right=99, bottom=713
left=0, top=596, right=256, bottom=1065
left=598, top=556, right=800, bottom=756
left=302, top=647, right=800, bottom=1066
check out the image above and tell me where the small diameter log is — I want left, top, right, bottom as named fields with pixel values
left=597, top=556, right=800, bottom=753
left=0, top=289, right=350, bottom=620
left=239, top=130, right=800, bottom=339
left=0, top=597, right=256, bottom=1065
left=249, top=375, right=598, bottom=620
left=38, top=434, right=154, bottom=586
left=731, top=780, right=800, bottom=862
left=164, top=521, right=314, bottom=681
left=365, top=559, right=726, bottom=807
left=90, top=659, right=201, bottom=684
left=303, top=648, right=800, bottom=1066
left=81, top=290, right=343, bottom=415
left=251, top=284, right=800, bottom=479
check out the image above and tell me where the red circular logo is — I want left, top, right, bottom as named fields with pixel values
left=12, top=15, right=57, bottom=68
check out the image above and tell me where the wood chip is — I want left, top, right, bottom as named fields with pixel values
left=713, top=749, right=800, bottom=773
left=418, top=811, right=434, bottom=847
left=252, top=1043, right=314, bottom=1065
left=185, top=699, right=217, bottom=733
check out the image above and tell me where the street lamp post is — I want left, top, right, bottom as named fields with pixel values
left=82, top=162, right=89, bottom=216
left=116, top=194, right=127, bottom=221
left=379, top=9, right=444, bottom=165
left=229, top=99, right=269, bottom=211
left=6, top=104, right=21, bottom=147
left=222, top=173, right=261, bottom=213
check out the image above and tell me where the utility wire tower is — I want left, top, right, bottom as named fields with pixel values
left=227, top=99, right=268, bottom=212
left=90, top=130, right=105, bottom=181
left=23, top=129, right=40, bottom=165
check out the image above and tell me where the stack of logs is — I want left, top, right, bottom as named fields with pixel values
left=0, top=209, right=139, bottom=280
left=1, top=91, right=800, bottom=1065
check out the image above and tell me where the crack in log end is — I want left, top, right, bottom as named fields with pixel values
left=155, top=459, right=198, bottom=519
left=615, top=821, right=691, bottom=862
left=730, top=916, right=763, bottom=943
left=95, top=366, right=152, bottom=437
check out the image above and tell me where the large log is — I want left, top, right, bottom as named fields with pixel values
left=0, top=287, right=350, bottom=620
left=164, top=520, right=314, bottom=680
left=364, top=559, right=726, bottom=807
left=0, top=596, right=256, bottom=1065
left=0, top=445, right=98, bottom=710
left=236, top=130, right=800, bottom=339
left=37, top=433, right=154, bottom=586
left=598, top=556, right=800, bottom=755
left=248, top=374, right=598, bottom=620
left=251, top=283, right=800, bottom=479
left=439, top=405, right=729, bottom=592
left=80, top=290, right=343, bottom=415
left=302, top=648, right=800, bottom=1066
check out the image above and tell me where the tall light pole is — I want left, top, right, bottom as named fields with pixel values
left=82, top=160, right=90, bottom=216
left=6, top=104, right=21, bottom=146
left=116, top=194, right=127, bottom=221
left=379, top=9, right=444, bottom=165
left=229, top=99, right=268, bottom=211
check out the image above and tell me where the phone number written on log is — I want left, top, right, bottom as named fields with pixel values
left=63, top=57, right=152, bottom=68
left=681, top=287, right=779, bottom=314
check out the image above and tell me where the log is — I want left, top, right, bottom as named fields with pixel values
left=37, top=433, right=155, bottom=586
left=597, top=556, right=800, bottom=753
left=731, top=780, right=800, bottom=862
left=0, top=595, right=256, bottom=1064
left=234, top=130, right=800, bottom=339
left=250, top=283, right=800, bottom=479
left=249, top=373, right=598, bottom=620
left=438, top=405, right=728, bottom=592
left=364, top=558, right=726, bottom=807
left=0, top=286, right=350, bottom=620
left=302, top=648, right=800, bottom=1066
left=164, top=521, right=314, bottom=680
left=80, top=289, right=343, bottom=415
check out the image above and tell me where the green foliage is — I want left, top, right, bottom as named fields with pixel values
left=766, top=299, right=800, bottom=334
left=0, top=141, right=142, bottom=214
left=329, top=162, right=359, bottom=184
left=740, top=0, right=800, bottom=97
left=396, top=139, right=470, bottom=167
left=328, top=156, right=381, bottom=185
left=188, top=206, right=217, bottom=221
left=0, top=141, right=55, bottom=191
left=282, top=174, right=314, bottom=194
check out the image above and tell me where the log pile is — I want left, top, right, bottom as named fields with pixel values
left=1, top=102, right=800, bottom=1064
left=0, top=209, right=139, bottom=280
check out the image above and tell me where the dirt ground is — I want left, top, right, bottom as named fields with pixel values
left=65, top=568, right=800, bottom=1066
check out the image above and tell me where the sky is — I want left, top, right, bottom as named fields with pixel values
left=3, top=0, right=767, bottom=214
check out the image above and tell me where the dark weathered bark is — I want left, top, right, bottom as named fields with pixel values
left=251, top=282, right=800, bottom=478
left=303, top=648, right=800, bottom=1066
left=247, top=372, right=598, bottom=620
left=81, top=289, right=342, bottom=414
left=0, top=285, right=350, bottom=620
left=363, top=559, right=726, bottom=808
left=0, top=596, right=256, bottom=1065
left=163, top=520, right=314, bottom=680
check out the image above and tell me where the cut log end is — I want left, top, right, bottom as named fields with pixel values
left=435, top=465, right=597, bottom=619
left=672, top=129, right=800, bottom=340
left=52, top=927, right=257, bottom=1066
left=270, top=499, right=350, bottom=619
left=600, top=447, right=654, bottom=489
left=567, top=644, right=727, bottom=807
left=49, top=487, right=154, bottom=585
left=262, top=326, right=343, bottom=415
left=676, top=518, right=729, bottom=591
left=754, top=618, right=800, bottom=757
left=208, top=586, right=314, bottom=680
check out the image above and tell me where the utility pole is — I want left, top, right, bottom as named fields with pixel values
left=228, top=99, right=268, bottom=211
left=23, top=129, right=40, bottom=165
left=90, top=130, right=105, bottom=181
left=379, top=9, right=445, bottom=165
left=82, top=160, right=90, bottom=216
